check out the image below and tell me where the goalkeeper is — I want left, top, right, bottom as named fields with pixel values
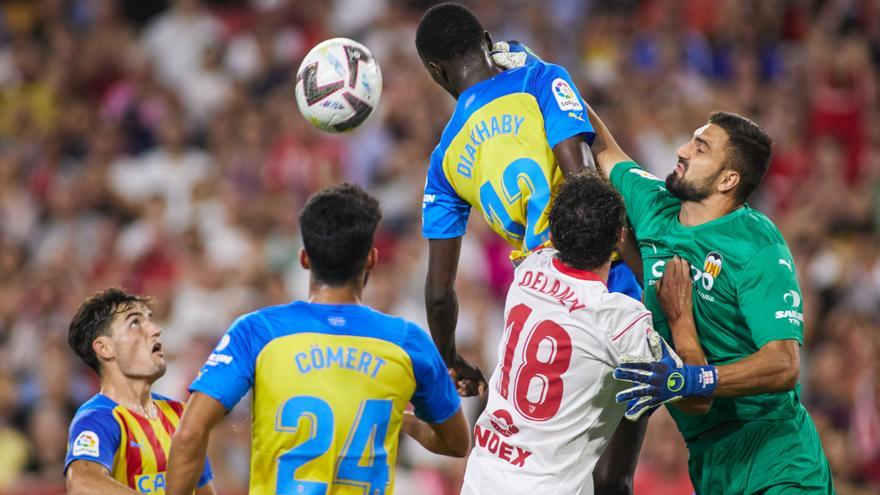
left=583, top=102, right=833, bottom=492
left=495, top=41, right=832, bottom=494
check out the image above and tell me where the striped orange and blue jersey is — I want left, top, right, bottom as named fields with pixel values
left=64, top=393, right=213, bottom=493
left=189, top=301, right=461, bottom=495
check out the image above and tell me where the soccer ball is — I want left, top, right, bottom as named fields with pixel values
left=294, top=38, right=382, bottom=133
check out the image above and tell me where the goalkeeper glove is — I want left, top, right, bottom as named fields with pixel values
left=490, top=41, right=536, bottom=70
left=613, top=332, right=717, bottom=421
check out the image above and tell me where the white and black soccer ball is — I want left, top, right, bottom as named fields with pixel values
left=294, top=38, right=382, bottom=133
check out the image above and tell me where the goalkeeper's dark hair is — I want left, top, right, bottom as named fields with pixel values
left=69, top=288, right=153, bottom=375
left=709, top=111, right=773, bottom=204
left=549, top=172, right=625, bottom=271
left=299, top=183, right=382, bottom=286
left=416, top=2, right=485, bottom=62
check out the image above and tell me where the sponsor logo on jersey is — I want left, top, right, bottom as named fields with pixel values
left=778, top=258, right=793, bottom=272
left=422, top=193, right=436, bottom=204
left=474, top=425, right=533, bottom=468
left=650, top=255, right=718, bottom=297
left=667, top=372, right=684, bottom=392
left=135, top=472, right=166, bottom=494
left=551, top=78, right=582, bottom=111
left=567, top=111, right=585, bottom=122
left=775, top=290, right=804, bottom=325
left=488, top=409, right=520, bottom=437
left=703, top=252, right=722, bottom=278
left=72, top=430, right=100, bottom=457
left=206, top=352, right=233, bottom=366
left=327, top=316, right=346, bottom=327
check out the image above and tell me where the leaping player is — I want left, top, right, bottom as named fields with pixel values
left=415, top=2, right=641, bottom=397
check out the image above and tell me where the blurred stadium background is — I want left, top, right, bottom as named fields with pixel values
left=0, top=0, right=878, bottom=493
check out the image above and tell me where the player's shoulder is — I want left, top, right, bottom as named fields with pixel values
left=73, top=393, right=117, bottom=417
left=729, top=205, right=789, bottom=256
left=70, top=394, right=120, bottom=431
left=150, top=392, right=185, bottom=410
left=594, top=290, right=653, bottom=339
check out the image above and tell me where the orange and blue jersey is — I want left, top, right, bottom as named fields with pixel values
left=189, top=301, right=461, bottom=495
left=64, top=393, right=213, bottom=493
left=422, top=43, right=642, bottom=300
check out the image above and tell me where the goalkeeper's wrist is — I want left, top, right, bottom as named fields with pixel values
left=682, top=364, right=717, bottom=397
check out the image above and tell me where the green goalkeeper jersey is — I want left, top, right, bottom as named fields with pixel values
left=610, top=162, right=805, bottom=440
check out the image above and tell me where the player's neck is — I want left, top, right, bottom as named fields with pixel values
left=100, top=373, right=155, bottom=417
left=451, top=55, right=503, bottom=98
left=308, top=278, right=363, bottom=305
left=678, top=196, right=741, bottom=226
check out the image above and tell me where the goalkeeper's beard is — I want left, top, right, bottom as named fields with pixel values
left=665, top=162, right=722, bottom=202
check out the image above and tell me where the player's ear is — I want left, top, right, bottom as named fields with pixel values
left=717, top=169, right=740, bottom=195
left=483, top=31, right=493, bottom=52
left=92, top=335, right=115, bottom=364
left=364, top=247, right=378, bottom=271
left=299, top=248, right=310, bottom=270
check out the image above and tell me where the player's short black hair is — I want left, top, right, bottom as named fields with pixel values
left=68, top=288, right=152, bottom=375
left=416, top=2, right=485, bottom=62
left=549, top=172, right=625, bottom=271
left=299, top=183, right=382, bottom=286
left=709, top=111, right=773, bottom=203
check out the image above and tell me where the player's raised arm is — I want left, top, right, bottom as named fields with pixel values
left=586, top=105, right=634, bottom=181
left=167, top=392, right=226, bottom=495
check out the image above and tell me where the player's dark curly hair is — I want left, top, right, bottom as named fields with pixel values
left=549, top=172, right=625, bottom=271
left=416, top=2, right=485, bottom=62
left=709, top=111, right=773, bottom=204
left=299, top=183, right=382, bottom=286
left=68, top=288, right=153, bottom=375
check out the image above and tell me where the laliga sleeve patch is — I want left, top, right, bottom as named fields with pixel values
left=551, top=78, right=583, bottom=111
left=72, top=430, right=100, bottom=457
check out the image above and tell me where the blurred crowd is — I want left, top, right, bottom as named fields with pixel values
left=0, top=0, right=878, bottom=493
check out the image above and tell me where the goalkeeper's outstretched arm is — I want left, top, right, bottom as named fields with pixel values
left=586, top=105, right=634, bottom=181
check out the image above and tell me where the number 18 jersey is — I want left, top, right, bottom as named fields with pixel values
left=461, top=249, right=656, bottom=495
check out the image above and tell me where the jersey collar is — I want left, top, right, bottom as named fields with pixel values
left=551, top=257, right=605, bottom=285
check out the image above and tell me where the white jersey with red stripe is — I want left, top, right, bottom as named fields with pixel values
left=461, top=248, right=657, bottom=495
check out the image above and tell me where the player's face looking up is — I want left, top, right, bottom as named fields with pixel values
left=100, top=303, right=166, bottom=381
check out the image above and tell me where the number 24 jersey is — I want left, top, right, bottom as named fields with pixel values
left=462, top=249, right=657, bottom=495
left=189, top=301, right=460, bottom=495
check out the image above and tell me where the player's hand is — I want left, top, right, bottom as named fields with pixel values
left=447, top=354, right=487, bottom=397
left=490, top=41, right=528, bottom=70
left=613, top=332, right=717, bottom=421
left=655, top=255, right=694, bottom=326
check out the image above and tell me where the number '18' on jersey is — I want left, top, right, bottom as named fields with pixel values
left=462, top=249, right=657, bottom=495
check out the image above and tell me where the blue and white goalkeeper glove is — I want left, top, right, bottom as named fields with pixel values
left=613, top=332, right=717, bottom=421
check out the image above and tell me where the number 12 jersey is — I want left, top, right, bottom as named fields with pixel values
left=462, top=249, right=656, bottom=495
left=421, top=57, right=594, bottom=252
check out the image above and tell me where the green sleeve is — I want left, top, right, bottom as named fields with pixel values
left=737, top=243, right=804, bottom=348
left=608, top=162, right=674, bottom=234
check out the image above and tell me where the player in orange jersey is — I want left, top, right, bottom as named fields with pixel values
left=64, top=288, right=215, bottom=494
